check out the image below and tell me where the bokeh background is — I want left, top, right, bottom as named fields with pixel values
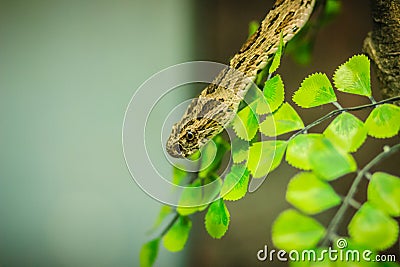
left=0, top=0, right=398, bottom=266
left=0, top=0, right=192, bottom=266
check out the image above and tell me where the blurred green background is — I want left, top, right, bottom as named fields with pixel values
left=0, top=0, right=193, bottom=265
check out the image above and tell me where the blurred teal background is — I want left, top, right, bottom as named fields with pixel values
left=0, top=0, right=193, bottom=265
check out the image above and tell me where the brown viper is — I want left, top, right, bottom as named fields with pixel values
left=167, top=0, right=316, bottom=158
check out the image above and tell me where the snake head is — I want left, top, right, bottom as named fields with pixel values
left=166, top=121, right=201, bottom=158
left=166, top=97, right=234, bottom=158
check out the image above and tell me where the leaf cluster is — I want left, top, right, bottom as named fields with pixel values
left=140, top=49, right=400, bottom=267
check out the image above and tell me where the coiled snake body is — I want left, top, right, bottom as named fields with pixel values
left=167, top=0, right=315, bottom=158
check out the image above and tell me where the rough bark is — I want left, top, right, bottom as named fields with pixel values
left=363, top=0, right=400, bottom=99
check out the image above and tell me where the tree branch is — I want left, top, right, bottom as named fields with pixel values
left=363, top=0, right=400, bottom=100
left=289, top=95, right=400, bottom=140
left=321, top=143, right=400, bottom=246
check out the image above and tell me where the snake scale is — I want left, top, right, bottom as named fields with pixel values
left=167, top=0, right=316, bottom=158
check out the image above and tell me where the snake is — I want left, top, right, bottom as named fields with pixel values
left=166, top=0, right=316, bottom=158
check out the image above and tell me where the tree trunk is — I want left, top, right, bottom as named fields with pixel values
left=363, top=0, right=400, bottom=99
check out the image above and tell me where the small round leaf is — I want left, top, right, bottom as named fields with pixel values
left=256, top=74, right=285, bottom=114
left=286, top=172, right=341, bottom=214
left=163, top=216, right=192, bottom=252
left=323, top=112, right=367, bottom=152
left=309, top=137, right=357, bottom=181
left=233, top=104, right=259, bottom=141
left=248, top=141, right=287, bottom=178
left=365, top=104, right=400, bottom=138
left=272, top=209, right=325, bottom=251
left=269, top=33, right=284, bottom=74
left=231, top=137, right=250, bottom=164
left=293, top=73, right=337, bottom=108
left=176, top=179, right=204, bottom=216
left=333, top=54, right=371, bottom=96
left=221, top=164, right=250, bottom=201
left=368, top=172, right=400, bottom=217
left=348, top=202, right=399, bottom=251
left=286, top=134, right=324, bottom=170
left=139, top=238, right=159, bottom=267
left=205, top=199, right=230, bottom=239
left=260, top=102, right=304, bottom=137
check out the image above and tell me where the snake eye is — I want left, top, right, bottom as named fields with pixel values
left=186, top=131, right=195, bottom=141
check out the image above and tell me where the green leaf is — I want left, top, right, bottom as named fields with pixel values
left=199, top=139, right=218, bottom=174
left=286, top=172, right=341, bottom=214
left=285, top=24, right=313, bottom=65
left=382, top=263, right=400, bottom=267
left=269, top=32, right=284, bottom=74
left=176, top=179, right=205, bottom=216
left=231, top=138, right=249, bottom=164
left=199, top=135, right=230, bottom=178
left=256, top=74, right=285, bottom=114
left=221, top=164, right=250, bottom=201
left=331, top=239, right=380, bottom=267
left=205, top=199, right=230, bottom=239
left=232, top=103, right=259, bottom=141
left=323, top=112, right=367, bottom=152
left=151, top=205, right=173, bottom=231
left=333, top=54, right=371, bottom=96
left=365, top=104, right=400, bottom=138
left=172, top=165, right=187, bottom=185
left=287, top=41, right=313, bottom=66
left=309, top=137, right=357, bottom=181
left=272, top=209, right=325, bottom=251
left=325, top=0, right=341, bottom=18
left=368, top=172, right=400, bottom=217
left=260, top=102, right=304, bottom=137
left=247, top=141, right=287, bottom=178
left=286, top=134, right=324, bottom=170
left=348, top=202, right=399, bottom=250
left=255, top=68, right=270, bottom=87
left=163, top=216, right=192, bottom=252
left=248, top=20, right=259, bottom=38
left=293, top=73, right=337, bottom=108
left=176, top=174, right=222, bottom=216
left=140, top=238, right=159, bottom=267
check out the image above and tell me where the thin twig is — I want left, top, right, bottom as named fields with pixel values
left=159, top=212, right=179, bottom=238
left=158, top=152, right=204, bottom=238
left=289, top=96, right=400, bottom=141
left=321, top=143, right=400, bottom=246
left=332, top=101, right=343, bottom=109
left=347, top=198, right=361, bottom=210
